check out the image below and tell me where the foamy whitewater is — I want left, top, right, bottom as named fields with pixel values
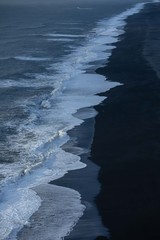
left=0, top=1, right=153, bottom=239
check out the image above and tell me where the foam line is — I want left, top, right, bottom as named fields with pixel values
left=47, top=38, right=74, bottom=42
left=14, top=56, right=51, bottom=61
left=44, top=33, right=85, bottom=38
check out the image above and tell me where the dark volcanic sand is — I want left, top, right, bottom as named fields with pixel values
left=92, top=3, right=160, bottom=240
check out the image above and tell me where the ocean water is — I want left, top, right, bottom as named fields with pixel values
left=0, top=1, right=155, bottom=239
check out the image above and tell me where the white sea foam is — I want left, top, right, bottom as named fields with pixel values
left=1, top=149, right=85, bottom=240
left=14, top=56, right=51, bottom=61
left=0, top=77, right=53, bottom=88
left=0, top=2, right=148, bottom=240
left=0, top=56, right=50, bottom=61
left=44, top=33, right=85, bottom=38
left=0, top=187, right=41, bottom=240
left=47, top=38, right=74, bottom=42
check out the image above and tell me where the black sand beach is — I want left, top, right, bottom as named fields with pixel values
left=92, top=2, right=160, bottom=240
